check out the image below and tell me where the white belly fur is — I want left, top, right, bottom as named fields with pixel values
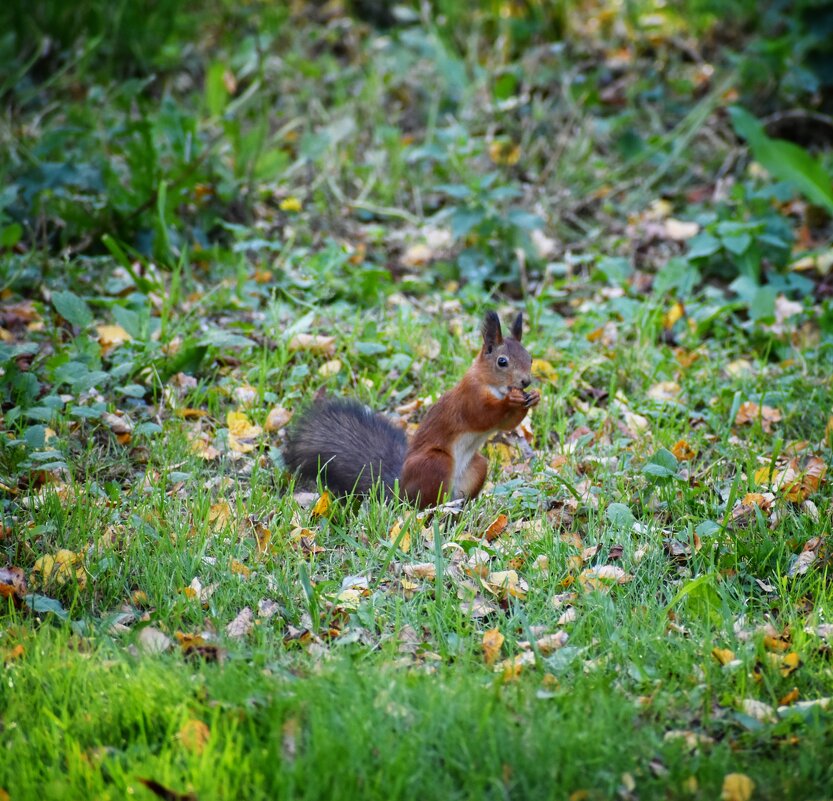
left=450, top=430, right=491, bottom=498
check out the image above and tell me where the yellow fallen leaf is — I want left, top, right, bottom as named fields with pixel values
left=780, top=651, right=802, bottom=677
left=96, top=324, right=132, bottom=350
left=280, top=196, right=302, bottom=212
left=663, top=300, right=686, bottom=329
left=721, top=773, right=754, bottom=801
left=178, top=718, right=210, bottom=754
left=311, top=491, right=331, bottom=518
left=230, top=559, right=251, bottom=578
left=488, top=139, right=521, bottom=166
left=531, top=359, right=558, bottom=382
left=672, top=439, right=696, bottom=461
left=389, top=519, right=410, bottom=553
left=208, top=501, right=232, bottom=531
left=318, top=359, right=342, bottom=378
left=711, top=647, right=735, bottom=666
left=484, top=570, right=528, bottom=600
left=31, top=549, right=86, bottom=589
left=779, top=687, right=800, bottom=706
left=482, top=627, right=505, bottom=665
left=227, top=410, right=262, bottom=453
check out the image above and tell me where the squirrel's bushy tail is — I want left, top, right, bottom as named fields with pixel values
left=283, top=399, right=407, bottom=497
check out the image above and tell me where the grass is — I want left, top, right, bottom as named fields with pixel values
left=2, top=1, right=833, bottom=799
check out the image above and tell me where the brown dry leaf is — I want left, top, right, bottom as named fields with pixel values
left=495, top=650, right=536, bottom=680
left=780, top=651, right=802, bottom=677
left=137, top=778, right=197, bottom=801
left=178, top=719, right=210, bottom=755
left=721, top=774, right=755, bottom=801
left=779, top=687, right=800, bottom=706
left=102, top=411, right=134, bottom=435
left=403, top=562, right=436, bottom=580
left=578, top=564, right=632, bottom=590
left=227, top=410, right=262, bottom=453
left=264, top=406, right=293, bottom=432
left=30, top=549, right=86, bottom=590
left=526, top=631, right=569, bottom=654
left=230, top=559, right=251, bottom=579
left=735, top=401, right=782, bottom=433
left=787, top=549, right=816, bottom=578
left=225, top=607, right=254, bottom=639
left=483, top=570, right=528, bottom=600
left=253, top=521, right=272, bottom=555
left=401, top=243, right=433, bottom=268
left=175, top=632, right=224, bottom=662
left=647, top=381, right=681, bottom=402
left=712, top=647, right=735, bottom=666
left=176, top=408, right=209, bottom=419
left=484, top=514, right=509, bottom=542
left=482, top=627, right=505, bottom=665
left=782, top=455, right=826, bottom=502
left=190, top=435, right=220, bottom=461
left=288, top=334, right=336, bottom=356
left=311, top=491, right=331, bottom=518
left=0, top=565, right=27, bottom=605
left=137, top=626, right=173, bottom=654
left=208, top=501, right=232, bottom=532
left=671, top=439, right=697, bottom=461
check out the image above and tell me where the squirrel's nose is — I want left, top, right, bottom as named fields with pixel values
left=520, top=376, right=531, bottom=389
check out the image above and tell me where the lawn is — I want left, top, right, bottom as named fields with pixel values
left=1, top=2, right=832, bottom=799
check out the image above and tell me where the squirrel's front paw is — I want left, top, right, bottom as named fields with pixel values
left=523, top=390, right=540, bottom=408
left=507, top=387, right=528, bottom=407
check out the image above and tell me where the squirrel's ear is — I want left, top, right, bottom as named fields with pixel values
left=481, top=311, right=503, bottom=354
left=510, top=312, right=523, bottom=342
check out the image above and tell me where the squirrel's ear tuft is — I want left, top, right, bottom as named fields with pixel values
left=510, top=312, right=523, bottom=342
left=481, top=311, right=503, bottom=353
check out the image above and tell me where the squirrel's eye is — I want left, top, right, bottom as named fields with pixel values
left=497, top=356, right=509, bottom=368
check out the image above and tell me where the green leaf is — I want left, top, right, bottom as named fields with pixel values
left=606, top=503, right=635, bottom=530
left=52, top=290, right=92, bottom=328
left=642, top=448, right=679, bottom=480
left=205, top=61, right=229, bottom=117
left=0, top=222, right=22, bottom=248
left=686, top=232, right=721, bottom=260
left=729, top=106, right=833, bottom=214
left=24, top=593, right=68, bottom=620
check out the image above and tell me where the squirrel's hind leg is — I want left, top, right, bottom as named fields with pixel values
left=401, top=449, right=452, bottom=509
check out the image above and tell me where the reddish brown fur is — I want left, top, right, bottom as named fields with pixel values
left=400, top=313, right=539, bottom=508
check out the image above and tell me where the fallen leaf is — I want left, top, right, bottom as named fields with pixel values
left=671, top=439, right=696, bottom=461
left=311, top=491, right=331, bottom=517
left=279, top=196, right=302, bottom=212
left=740, top=698, right=776, bottom=723
left=30, top=549, right=86, bottom=590
left=403, top=562, right=436, bottom=580
left=735, top=402, right=782, bottom=433
left=225, top=607, right=254, bottom=639
left=483, top=570, right=528, bottom=600
left=264, top=406, right=293, bottom=432
left=137, top=626, right=173, bottom=654
left=779, top=687, right=800, bottom=706
left=227, top=410, right=262, bottom=453
left=579, top=564, right=632, bottom=590
left=208, top=501, right=232, bottom=531
left=96, top=324, right=132, bottom=351
left=482, top=628, right=505, bottom=665
left=230, top=559, right=251, bottom=579
left=389, top=519, right=410, bottom=552
left=318, top=359, right=342, bottom=378
left=664, top=218, right=699, bottom=241
left=780, top=652, right=802, bottom=677
left=663, top=301, right=686, bottom=329
left=488, top=139, right=521, bottom=165
left=137, top=778, right=197, bottom=801
left=0, top=565, right=27, bottom=605
left=712, top=647, right=735, bottom=666
left=484, top=514, right=509, bottom=542
left=647, top=381, right=681, bottom=401
left=288, top=333, right=335, bottom=356
left=721, top=772, right=755, bottom=801
left=178, top=719, right=210, bottom=754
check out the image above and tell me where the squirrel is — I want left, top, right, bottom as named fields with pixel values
left=283, top=311, right=540, bottom=509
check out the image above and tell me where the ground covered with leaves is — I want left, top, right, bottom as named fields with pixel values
left=2, top=1, right=833, bottom=799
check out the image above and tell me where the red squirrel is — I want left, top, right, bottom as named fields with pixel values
left=283, top=311, right=539, bottom=509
